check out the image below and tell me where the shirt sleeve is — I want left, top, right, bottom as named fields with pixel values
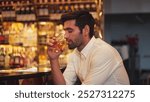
left=82, top=46, right=123, bottom=85
left=63, top=54, right=77, bottom=85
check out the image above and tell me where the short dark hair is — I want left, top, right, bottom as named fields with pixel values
left=61, top=10, right=95, bottom=38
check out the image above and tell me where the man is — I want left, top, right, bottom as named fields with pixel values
left=47, top=10, right=130, bottom=85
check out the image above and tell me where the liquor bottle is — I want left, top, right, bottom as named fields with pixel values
left=74, top=4, right=79, bottom=11
left=13, top=49, right=21, bottom=68
left=4, top=48, right=10, bottom=69
left=25, top=6, right=30, bottom=21
left=6, top=7, right=10, bottom=19
left=16, top=7, right=20, bottom=21
left=38, top=47, right=47, bottom=65
left=10, top=1, right=16, bottom=19
left=19, top=49, right=25, bottom=67
left=1, top=1, right=5, bottom=6
left=68, top=5, right=72, bottom=12
left=85, top=3, right=91, bottom=11
left=90, top=3, right=96, bottom=12
left=0, top=47, right=5, bottom=69
left=19, top=7, right=23, bottom=21
left=26, top=0, right=30, bottom=5
left=79, top=3, right=85, bottom=11
left=26, top=6, right=35, bottom=21
left=43, top=5, right=49, bottom=16
left=65, top=5, right=69, bottom=13
left=17, top=1, right=20, bottom=5
left=49, top=5, right=55, bottom=14
left=9, top=49, right=14, bottom=68
left=55, top=4, right=61, bottom=13
left=23, top=51, right=27, bottom=67
left=5, top=1, right=9, bottom=5
left=61, top=4, right=67, bottom=13
left=30, top=7, right=36, bottom=21
left=10, top=47, right=19, bottom=68
left=38, top=5, right=44, bottom=16
left=10, top=6, right=16, bottom=18
left=10, top=1, right=14, bottom=5
left=2, top=7, right=8, bottom=19
left=59, top=5, right=63, bottom=13
left=70, top=4, right=74, bottom=12
left=44, top=0, right=48, bottom=3
left=20, top=7, right=25, bottom=21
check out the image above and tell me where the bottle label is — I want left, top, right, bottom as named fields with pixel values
left=0, top=56, right=5, bottom=61
left=0, top=62, right=4, bottom=66
left=14, top=57, right=20, bottom=64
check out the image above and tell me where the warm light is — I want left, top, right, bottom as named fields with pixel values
left=31, top=47, right=37, bottom=51
left=99, top=12, right=103, bottom=17
left=39, top=22, right=47, bottom=25
left=59, top=24, right=63, bottom=30
left=99, top=31, right=102, bottom=38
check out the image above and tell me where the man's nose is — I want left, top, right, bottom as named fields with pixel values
left=64, top=32, right=69, bottom=39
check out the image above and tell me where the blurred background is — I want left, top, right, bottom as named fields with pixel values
left=0, top=0, right=150, bottom=85
left=104, top=0, right=150, bottom=84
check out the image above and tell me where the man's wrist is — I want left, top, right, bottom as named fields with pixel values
left=49, top=58, right=59, bottom=62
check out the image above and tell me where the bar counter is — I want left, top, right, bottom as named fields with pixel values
left=0, top=67, right=51, bottom=85
left=0, top=66, right=66, bottom=85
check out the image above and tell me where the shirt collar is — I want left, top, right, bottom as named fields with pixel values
left=75, top=36, right=96, bottom=58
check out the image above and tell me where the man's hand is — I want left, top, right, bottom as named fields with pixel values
left=47, top=37, right=64, bottom=60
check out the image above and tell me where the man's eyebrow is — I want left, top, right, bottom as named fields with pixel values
left=64, top=28, right=73, bottom=31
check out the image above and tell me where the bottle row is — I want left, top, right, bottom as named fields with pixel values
left=0, top=44, right=68, bottom=69
left=0, top=22, right=70, bottom=69
left=0, top=0, right=33, bottom=6
left=1, top=3, right=97, bottom=14
left=0, top=45, right=37, bottom=69
left=0, top=0, right=94, bottom=6
left=0, top=22, right=65, bottom=46
left=0, top=1, right=97, bottom=21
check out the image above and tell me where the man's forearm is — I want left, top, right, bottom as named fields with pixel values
left=50, top=59, right=66, bottom=85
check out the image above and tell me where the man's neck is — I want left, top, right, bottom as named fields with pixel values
left=77, top=37, right=91, bottom=52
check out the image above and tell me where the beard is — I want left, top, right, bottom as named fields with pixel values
left=68, top=41, right=77, bottom=49
left=67, top=34, right=83, bottom=50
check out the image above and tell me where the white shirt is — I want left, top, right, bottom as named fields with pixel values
left=63, top=37, right=130, bottom=85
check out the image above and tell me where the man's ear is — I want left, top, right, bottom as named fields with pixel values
left=83, top=25, right=90, bottom=37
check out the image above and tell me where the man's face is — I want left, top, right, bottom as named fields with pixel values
left=63, top=20, right=83, bottom=49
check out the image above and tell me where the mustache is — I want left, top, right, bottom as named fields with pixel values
left=66, top=38, right=71, bottom=43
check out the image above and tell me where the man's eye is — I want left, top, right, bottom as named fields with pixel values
left=68, top=30, right=73, bottom=33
